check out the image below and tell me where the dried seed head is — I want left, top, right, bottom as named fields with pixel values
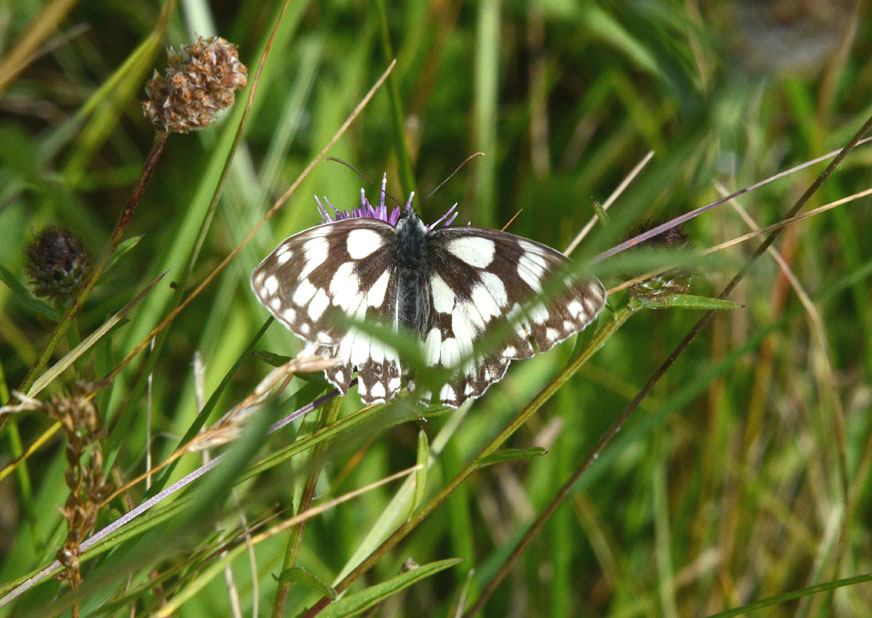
left=24, top=226, right=88, bottom=303
left=142, top=36, right=248, bottom=133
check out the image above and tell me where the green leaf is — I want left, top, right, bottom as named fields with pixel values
left=706, top=571, right=872, bottom=617
left=0, top=264, right=60, bottom=321
left=591, top=198, right=609, bottom=224
left=106, top=234, right=144, bottom=270
left=277, top=566, right=337, bottom=600
left=409, top=429, right=429, bottom=519
left=477, top=447, right=549, bottom=468
left=319, top=558, right=463, bottom=618
left=632, top=294, right=742, bottom=311
left=253, top=350, right=293, bottom=367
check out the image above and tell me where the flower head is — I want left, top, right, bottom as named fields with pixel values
left=142, top=36, right=248, bottom=133
left=316, top=174, right=459, bottom=230
left=25, top=226, right=88, bottom=303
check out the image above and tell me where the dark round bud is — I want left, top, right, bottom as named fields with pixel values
left=24, top=226, right=88, bottom=303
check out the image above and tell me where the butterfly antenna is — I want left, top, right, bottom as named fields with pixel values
left=325, top=157, right=403, bottom=207
left=501, top=209, right=523, bottom=231
left=421, top=152, right=485, bottom=205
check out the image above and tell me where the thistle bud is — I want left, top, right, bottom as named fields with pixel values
left=24, top=226, right=88, bottom=303
left=142, top=36, right=248, bottom=133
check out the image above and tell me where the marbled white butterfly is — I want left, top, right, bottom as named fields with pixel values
left=251, top=177, right=606, bottom=407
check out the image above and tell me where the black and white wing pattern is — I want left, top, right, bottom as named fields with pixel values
left=251, top=217, right=405, bottom=404
left=251, top=206, right=606, bottom=408
left=407, top=226, right=605, bottom=406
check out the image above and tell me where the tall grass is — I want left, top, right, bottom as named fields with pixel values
left=1, top=1, right=872, bottom=616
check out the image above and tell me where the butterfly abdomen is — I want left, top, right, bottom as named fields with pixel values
left=395, top=212, right=433, bottom=333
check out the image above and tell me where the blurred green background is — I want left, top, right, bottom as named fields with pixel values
left=1, top=0, right=872, bottom=616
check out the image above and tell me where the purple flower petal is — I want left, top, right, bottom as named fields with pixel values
left=317, top=174, right=457, bottom=230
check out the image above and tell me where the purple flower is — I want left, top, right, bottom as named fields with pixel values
left=316, top=174, right=459, bottom=230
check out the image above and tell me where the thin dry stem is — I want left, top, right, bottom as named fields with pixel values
left=564, top=150, right=654, bottom=256
left=608, top=186, right=872, bottom=295
left=594, top=136, right=872, bottom=263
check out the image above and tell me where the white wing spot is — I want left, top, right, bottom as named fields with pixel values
left=300, top=239, right=329, bottom=279
left=334, top=279, right=361, bottom=311
left=367, top=270, right=390, bottom=307
left=349, top=293, right=368, bottom=319
left=330, top=262, right=356, bottom=295
left=347, top=228, right=384, bottom=259
left=431, top=273, right=455, bottom=314
left=470, top=283, right=501, bottom=322
left=253, top=271, right=265, bottom=287
left=389, top=376, right=401, bottom=391
left=358, top=379, right=368, bottom=397
left=350, top=331, right=371, bottom=366
left=263, top=275, right=279, bottom=296
left=524, top=251, right=549, bottom=271
left=275, top=249, right=293, bottom=265
left=439, top=383, right=456, bottom=402
left=370, top=382, right=386, bottom=399
left=503, top=345, right=517, bottom=358
left=299, top=322, right=310, bottom=334
left=335, top=369, right=345, bottom=383
left=518, top=254, right=546, bottom=292
left=546, top=327, right=560, bottom=342
left=519, top=239, right=550, bottom=257
left=292, top=279, right=317, bottom=306
left=308, top=288, right=330, bottom=321
left=281, top=307, right=296, bottom=323
left=440, top=338, right=460, bottom=368
left=269, top=296, right=282, bottom=311
left=452, top=306, right=477, bottom=354
left=563, top=320, right=575, bottom=331
left=446, top=236, right=495, bottom=268
left=308, top=226, right=331, bottom=238
left=424, top=328, right=442, bottom=365
left=317, top=331, right=332, bottom=343
left=479, top=272, right=508, bottom=307
left=567, top=299, right=584, bottom=319
left=529, top=302, right=550, bottom=324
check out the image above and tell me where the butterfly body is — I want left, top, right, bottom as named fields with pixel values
left=394, top=213, right=433, bottom=332
left=252, top=196, right=605, bottom=407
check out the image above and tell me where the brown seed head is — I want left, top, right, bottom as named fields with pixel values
left=142, top=36, right=248, bottom=133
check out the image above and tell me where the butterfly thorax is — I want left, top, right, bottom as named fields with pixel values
left=394, top=211, right=432, bottom=333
